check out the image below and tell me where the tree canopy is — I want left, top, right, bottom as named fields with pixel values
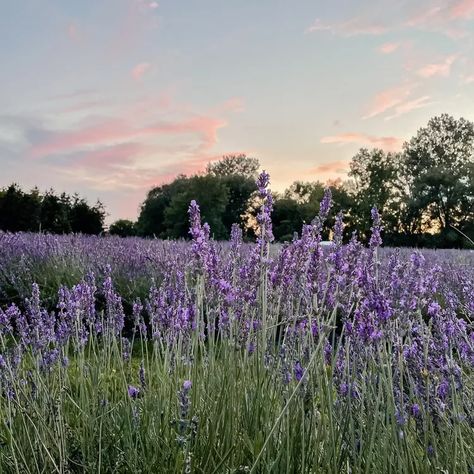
left=0, top=185, right=105, bottom=235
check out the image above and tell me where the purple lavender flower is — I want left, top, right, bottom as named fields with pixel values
left=294, top=361, right=304, bottom=382
left=128, top=385, right=140, bottom=399
left=369, top=207, right=383, bottom=249
left=318, top=188, right=333, bottom=221
left=255, top=170, right=274, bottom=244
left=411, top=403, right=421, bottom=418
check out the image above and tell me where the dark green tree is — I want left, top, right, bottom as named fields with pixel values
left=402, top=114, right=474, bottom=245
left=69, top=196, right=105, bottom=235
left=163, top=175, right=229, bottom=239
left=40, top=191, right=71, bottom=233
left=109, top=219, right=137, bottom=237
left=136, top=176, right=189, bottom=237
left=0, top=184, right=41, bottom=232
left=272, top=198, right=305, bottom=241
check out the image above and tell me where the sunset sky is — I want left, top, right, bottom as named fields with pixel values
left=1, top=0, right=474, bottom=222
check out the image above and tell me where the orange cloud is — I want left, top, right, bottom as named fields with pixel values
left=321, top=133, right=403, bottom=151
left=309, top=159, right=350, bottom=174
left=417, top=55, right=457, bottom=78
left=131, top=62, right=151, bottom=80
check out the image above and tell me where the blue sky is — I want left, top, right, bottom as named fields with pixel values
left=1, top=0, right=473, bottom=222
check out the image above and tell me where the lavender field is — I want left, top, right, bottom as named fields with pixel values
left=0, top=173, right=473, bottom=473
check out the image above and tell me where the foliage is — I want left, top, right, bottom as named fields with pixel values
left=402, top=114, right=474, bottom=242
left=0, top=185, right=105, bottom=235
left=109, top=219, right=137, bottom=237
left=138, top=157, right=257, bottom=239
left=206, top=153, right=260, bottom=179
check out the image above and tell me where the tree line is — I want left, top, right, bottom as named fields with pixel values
left=0, top=185, right=105, bottom=235
left=123, top=114, right=473, bottom=248
left=1, top=114, right=473, bottom=247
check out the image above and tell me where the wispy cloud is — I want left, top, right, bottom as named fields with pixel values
left=309, top=159, right=350, bottom=174
left=320, top=132, right=403, bottom=151
left=462, top=73, right=474, bottom=84
left=385, top=96, right=434, bottom=120
left=305, top=17, right=388, bottom=36
left=377, top=42, right=401, bottom=54
left=308, top=1, right=474, bottom=39
left=417, top=55, right=457, bottom=78
left=131, top=62, right=151, bottom=81
left=362, top=84, right=413, bottom=119
left=30, top=116, right=226, bottom=159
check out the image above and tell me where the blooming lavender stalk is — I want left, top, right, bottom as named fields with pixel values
left=369, top=206, right=383, bottom=249
left=256, top=171, right=274, bottom=245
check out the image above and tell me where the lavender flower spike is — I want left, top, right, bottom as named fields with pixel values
left=369, top=206, right=383, bottom=249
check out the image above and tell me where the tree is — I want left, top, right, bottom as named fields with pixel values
left=136, top=176, right=189, bottom=237
left=272, top=198, right=304, bottom=241
left=69, top=196, right=105, bottom=235
left=40, top=191, right=71, bottom=233
left=219, top=174, right=257, bottom=232
left=206, top=154, right=259, bottom=179
left=402, top=114, right=474, bottom=243
left=348, top=148, right=403, bottom=239
left=284, top=181, right=325, bottom=205
left=163, top=175, right=229, bottom=239
left=0, top=184, right=41, bottom=232
left=109, top=219, right=137, bottom=237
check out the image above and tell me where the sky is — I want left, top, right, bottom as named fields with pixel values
left=1, top=0, right=474, bottom=223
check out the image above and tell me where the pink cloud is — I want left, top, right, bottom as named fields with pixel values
left=131, top=62, right=151, bottom=81
left=385, top=95, right=433, bottom=120
left=59, top=150, right=227, bottom=192
left=377, top=42, right=401, bottom=54
left=462, top=74, right=474, bottom=84
left=308, top=2, right=474, bottom=40
left=148, top=1, right=159, bottom=9
left=448, top=0, right=474, bottom=19
left=417, top=55, right=457, bottom=78
left=30, top=115, right=226, bottom=159
left=78, top=143, right=144, bottom=169
left=362, top=84, right=413, bottom=119
left=404, top=2, right=472, bottom=37
left=321, top=133, right=403, bottom=151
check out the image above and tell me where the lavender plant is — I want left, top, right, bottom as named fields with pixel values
left=0, top=172, right=472, bottom=472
